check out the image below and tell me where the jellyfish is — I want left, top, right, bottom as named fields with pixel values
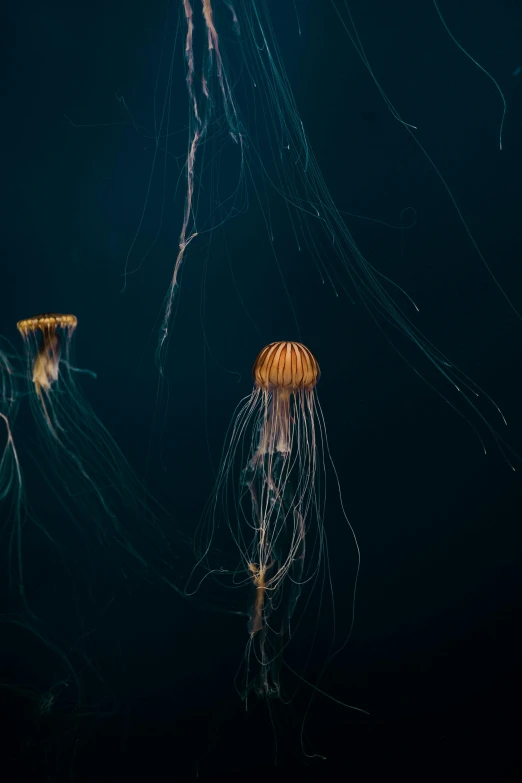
left=189, top=342, right=360, bottom=700
left=15, top=313, right=185, bottom=593
left=245, top=341, right=321, bottom=642
left=16, top=313, right=115, bottom=517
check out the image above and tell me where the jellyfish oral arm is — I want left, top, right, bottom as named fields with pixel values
left=248, top=562, right=268, bottom=635
left=32, top=335, right=60, bottom=394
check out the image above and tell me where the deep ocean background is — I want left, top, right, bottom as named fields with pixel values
left=1, top=1, right=522, bottom=779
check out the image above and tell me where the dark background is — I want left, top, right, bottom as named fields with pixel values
left=1, top=0, right=522, bottom=779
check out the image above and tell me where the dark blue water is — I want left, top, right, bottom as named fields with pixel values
left=1, top=1, right=521, bottom=778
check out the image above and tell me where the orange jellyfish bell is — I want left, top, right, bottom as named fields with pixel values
left=253, top=341, right=320, bottom=393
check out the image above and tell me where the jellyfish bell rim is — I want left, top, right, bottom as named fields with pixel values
left=16, top=314, right=78, bottom=337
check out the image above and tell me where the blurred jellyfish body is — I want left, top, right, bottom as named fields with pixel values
left=16, top=313, right=184, bottom=590
left=18, top=314, right=77, bottom=415
left=189, top=342, right=360, bottom=699
left=0, top=615, right=116, bottom=725
left=0, top=341, right=24, bottom=600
